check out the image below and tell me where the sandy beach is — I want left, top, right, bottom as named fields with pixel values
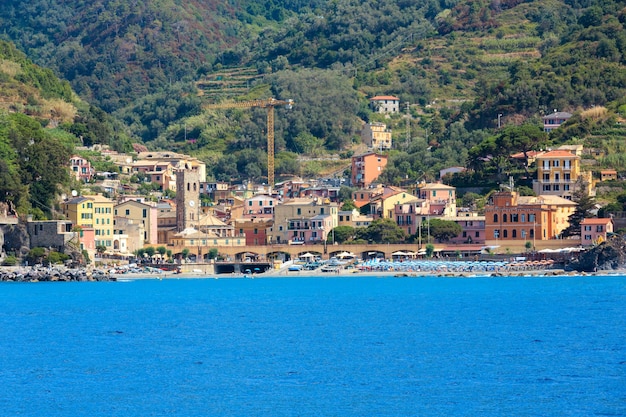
left=111, top=265, right=594, bottom=280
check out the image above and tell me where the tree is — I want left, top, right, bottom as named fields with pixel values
left=562, top=180, right=595, bottom=237
left=427, top=218, right=462, bottom=242
left=340, top=200, right=357, bottom=211
left=357, top=218, right=406, bottom=243
left=144, top=246, right=156, bottom=258
left=327, top=226, right=356, bottom=244
left=425, top=243, right=435, bottom=258
left=96, top=245, right=106, bottom=256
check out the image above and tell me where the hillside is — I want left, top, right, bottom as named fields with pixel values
left=0, top=39, right=135, bottom=218
left=1, top=0, right=626, bottom=186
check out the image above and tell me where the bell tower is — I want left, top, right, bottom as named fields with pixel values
left=176, top=166, right=200, bottom=232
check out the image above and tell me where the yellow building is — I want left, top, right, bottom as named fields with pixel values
left=361, top=122, right=392, bottom=150
left=62, top=194, right=115, bottom=250
left=533, top=150, right=592, bottom=199
left=114, top=199, right=159, bottom=245
left=271, top=198, right=339, bottom=244
left=371, top=186, right=418, bottom=219
left=338, top=209, right=373, bottom=228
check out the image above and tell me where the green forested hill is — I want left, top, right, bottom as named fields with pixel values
left=1, top=0, right=626, bottom=186
left=0, top=40, right=133, bottom=217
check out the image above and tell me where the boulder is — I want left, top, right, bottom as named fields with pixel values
left=567, top=235, right=626, bottom=272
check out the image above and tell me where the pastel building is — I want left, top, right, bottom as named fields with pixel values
left=581, top=218, right=613, bottom=246
left=242, top=195, right=279, bottom=219
left=543, top=111, right=572, bottom=132
left=361, top=122, right=392, bottom=150
left=270, top=198, right=339, bottom=244
left=62, top=194, right=115, bottom=251
left=533, top=150, right=592, bottom=199
left=337, top=209, right=373, bottom=228
left=484, top=191, right=576, bottom=242
left=69, top=155, right=95, bottom=182
left=416, top=183, right=457, bottom=216
left=351, top=152, right=388, bottom=188
left=114, top=199, right=159, bottom=245
left=369, top=95, right=400, bottom=113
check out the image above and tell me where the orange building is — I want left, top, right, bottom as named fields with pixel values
left=351, top=152, right=388, bottom=188
left=485, top=191, right=576, bottom=242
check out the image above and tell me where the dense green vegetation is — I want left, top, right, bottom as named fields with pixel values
left=1, top=0, right=626, bottom=210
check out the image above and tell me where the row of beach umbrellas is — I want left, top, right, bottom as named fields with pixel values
left=356, top=259, right=554, bottom=273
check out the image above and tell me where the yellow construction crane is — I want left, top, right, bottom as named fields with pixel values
left=204, top=98, right=294, bottom=188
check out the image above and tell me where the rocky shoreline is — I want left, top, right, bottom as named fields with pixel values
left=0, top=266, right=115, bottom=282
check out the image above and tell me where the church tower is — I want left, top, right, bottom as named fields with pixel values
left=175, top=166, right=200, bottom=232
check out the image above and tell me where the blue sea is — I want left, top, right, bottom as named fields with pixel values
left=1, top=275, right=625, bottom=416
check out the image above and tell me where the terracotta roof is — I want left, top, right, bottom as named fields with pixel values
left=370, top=95, right=400, bottom=101
left=581, top=218, right=612, bottom=225
left=510, top=150, right=544, bottom=159
left=536, top=150, right=577, bottom=158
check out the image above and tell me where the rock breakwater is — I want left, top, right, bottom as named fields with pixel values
left=0, top=266, right=114, bottom=282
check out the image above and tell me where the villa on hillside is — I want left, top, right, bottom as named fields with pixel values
left=369, top=95, right=400, bottom=113
left=543, top=111, right=572, bottom=132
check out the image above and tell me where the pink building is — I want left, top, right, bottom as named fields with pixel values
left=543, top=111, right=572, bottom=132
left=417, top=183, right=457, bottom=216
left=70, top=155, right=95, bottom=182
left=581, top=218, right=613, bottom=246
left=242, top=195, right=278, bottom=219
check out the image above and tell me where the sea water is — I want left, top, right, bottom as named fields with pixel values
left=0, top=276, right=624, bottom=417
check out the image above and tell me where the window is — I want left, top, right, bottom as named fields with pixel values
left=125, top=209, right=130, bottom=216
left=553, top=185, right=560, bottom=191
left=521, top=229, right=527, bottom=239
left=494, top=214, right=498, bottom=222
left=543, top=173, right=550, bottom=181
left=530, top=229, right=534, bottom=238
left=596, top=226, right=604, bottom=232
left=584, top=235, right=592, bottom=240
left=529, top=214, right=535, bottom=222
left=503, top=214, right=508, bottom=223
left=475, top=231, right=480, bottom=238
left=503, top=229, right=508, bottom=238
left=521, top=214, right=526, bottom=222
left=249, top=201, right=253, bottom=206
left=584, top=225, right=591, bottom=231
left=512, top=229, right=517, bottom=238
left=462, top=231, right=467, bottom=238
left=297, top=208, right=301, bottom=215
left=142, top=209, right=147, bottom=218
left=543, top=185, right=551, bottom=191
left=494, top=230, right=500, bottom=238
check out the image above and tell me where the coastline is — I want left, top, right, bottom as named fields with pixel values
left=2, top=265, right=623, bottom=283
left=110, top=266, right=613, bottom=280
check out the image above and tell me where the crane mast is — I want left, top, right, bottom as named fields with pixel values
left=204, top=98, right=294, bottom=189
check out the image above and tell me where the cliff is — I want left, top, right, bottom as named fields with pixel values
left=566, top=236, right=626, bottom=272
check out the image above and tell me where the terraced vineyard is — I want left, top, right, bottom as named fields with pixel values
left=196, top=67, right=264, bottom=99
